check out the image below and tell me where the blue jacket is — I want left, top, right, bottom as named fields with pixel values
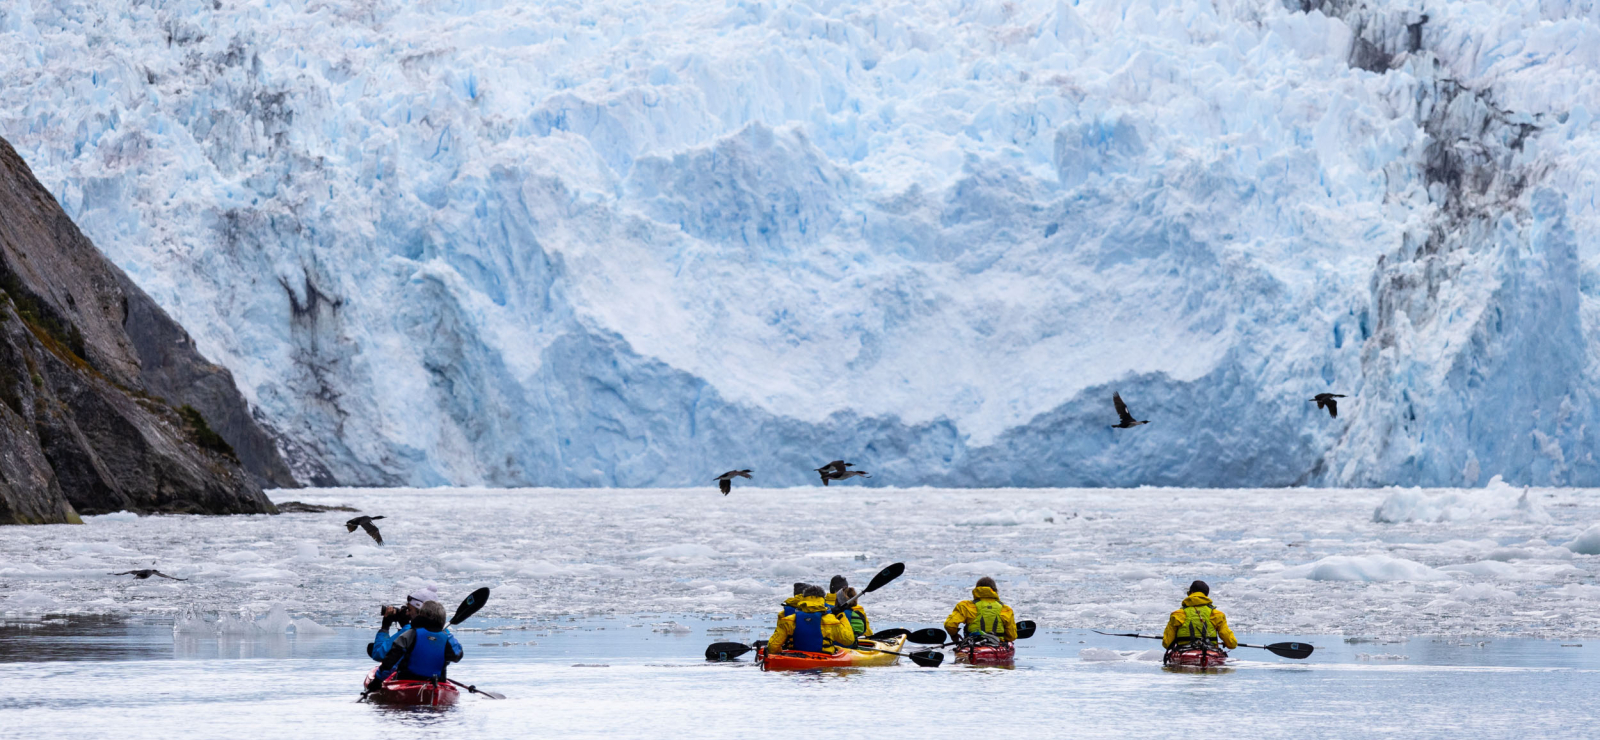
left=373, top=626, right=463, bottom=679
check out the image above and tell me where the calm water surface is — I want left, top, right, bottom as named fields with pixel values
left=2, top=616, right=1594, bottom=739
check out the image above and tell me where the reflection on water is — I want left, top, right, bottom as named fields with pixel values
left=2, top=616, right=1598, bottom=739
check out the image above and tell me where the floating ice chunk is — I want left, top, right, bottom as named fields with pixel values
left=652, top=621, right=693, bottom=634
left=5, top=591, right=59, bottom=612
left=1133, top=648, right=1164, bottom=661
left=441, top=556, right=505, bottom=574
left=83, top=511, right=138, bottom=523
left=293, top=541, right=321, bottom=562
left=256, top=605, right=294, bottom=634
left=1079, top=647, right=1137, bottom=661
left=1109, top=565, right=1161, bottom=580
left=1275, top=555, right=1450, bottom=582
left=957, top=508, right=1060, bottom=526
left=291, top=617, right=336, bottom=636
left=1373, top=477, right=1550, bottom=524
left=938, top=560, right=1023, bottom=576
left=172, top=609, right=212, bottom=635
left=225, top=567, right=299, bottom=583
left=1566, top=524, right=1600, bottom=555
left=638, top=544, right=719, bottom=559
left=63, top=542, right=143, bottom=556
left=217, top=551, right=263, bottom=564
left=1253, top=561, right=1287, bottom=573
left=1356, top=653, right=1410, bottom=660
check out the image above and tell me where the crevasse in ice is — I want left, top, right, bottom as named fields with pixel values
left=0, top=0, right=1596, bottom=486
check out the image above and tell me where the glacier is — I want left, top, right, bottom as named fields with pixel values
left=0, top=0, right=1596, bottom=487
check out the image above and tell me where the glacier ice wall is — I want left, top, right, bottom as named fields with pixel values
left=0, top=0, right=1596, bottom=487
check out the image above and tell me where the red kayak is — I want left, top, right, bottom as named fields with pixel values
left=363, top=668, right=459, bottom=706
left=955, top=642, right=1016, bottom=665
left=1164, top=648, right=1228, bottom=668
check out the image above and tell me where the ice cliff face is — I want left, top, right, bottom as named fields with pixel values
left=0, top=0, right=1595, bottom=487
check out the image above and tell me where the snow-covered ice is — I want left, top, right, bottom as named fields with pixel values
left=1, top=0, right=1596, bottom=488
left=4, top=487, right=1599, bottom=639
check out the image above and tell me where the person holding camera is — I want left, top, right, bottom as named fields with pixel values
left=366, top=598, right=464, bottom=688
left=367, top=587, right=437, bottom=662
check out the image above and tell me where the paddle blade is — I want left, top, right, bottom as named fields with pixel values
left=862, top=562, right=906, bottom=595
left=906, top=628, right=950, bottom=645
left=1015, top=620, right=1037, bottom=640
left=705, top=642, right=753, bottom=662
left=908, top=650, right=944, bottom=668
left=1265, top=642, right=1315, bottom=660
left=867, top=628, right=910, bottom=642
left=451, top=587, right=491, bottom=625
left=473, top=688, right=506, bottom=700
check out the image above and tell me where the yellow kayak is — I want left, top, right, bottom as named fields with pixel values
left=759, top=635, right=908, bottom=670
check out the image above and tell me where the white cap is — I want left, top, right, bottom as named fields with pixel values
left=406, top=587, right=439, bottom=608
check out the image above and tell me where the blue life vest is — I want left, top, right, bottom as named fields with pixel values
left=402, top=627, right=452, bottom=678
left=782, top=604, right=798, bottom=617
left=790, top=610, right=826, bottom=652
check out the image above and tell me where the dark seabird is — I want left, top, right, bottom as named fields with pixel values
left=1311, top=393, right=1347, bottom=418
left=714, top=469, right=752, bottom=495
left=346, top=515, right=386, bottom=545
left=1111, top=392, right=1149, bottom=428
left=827, top=470, right=872, bottom=484
left=814, top=460, right=852, bottom=476
left=111, top=569, right=186, bottom=581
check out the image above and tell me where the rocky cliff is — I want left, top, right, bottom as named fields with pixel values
left=0, top=135, right=291, bottom=523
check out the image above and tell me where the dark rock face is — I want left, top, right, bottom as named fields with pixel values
left=0, top=135, right=290, bottom=523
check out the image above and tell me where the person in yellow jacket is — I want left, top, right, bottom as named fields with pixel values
left=767, top=585, right=856, bottom=654
left=1162, top=580, right=1238, bottom=650
left=944, top=577, right=1018, bottom=643
left=779, top=582, right=810, bottom=619
left=834, top=587, right=872, bottom=641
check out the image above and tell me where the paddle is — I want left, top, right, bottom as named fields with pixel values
left=1091, top=631, right=1315, bottom=660
left=705, top=642, right=755, bottom=662
left=446, top=677, right=505, bottom=700
left=833, top=562, right=906, bottom=613
left=451, top=587, right=491, bottom=625
left=850, top=641, right=945, bottom=668
left=908, top=621, right=1034, bottom=647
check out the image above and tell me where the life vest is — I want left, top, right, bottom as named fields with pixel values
left=966, top=599, right=1007, bottom=636
left=401, top=627, right=452, bottom=678
left=843, top=607, right=867, bottom=638
left=789, top=609, right=831, bottom=653
left=1173, top=605, right=1219, bottom=647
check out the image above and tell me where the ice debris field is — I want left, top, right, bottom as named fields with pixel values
left=4, top=484, right=1600, bottom=639
left=3, top=0, right=1598, bottom=489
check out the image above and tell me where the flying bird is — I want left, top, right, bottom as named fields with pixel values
left=346, top=515, right=385, bottom=545
left=1311, top=393, right=1347, bottom=418
left=1111, top=392, right=1149, bottom=428
left=111, top=569, right=186, bottom=581
left=714, top=469, right=752, bottom=495
left=825, top=470, right=872, bottom=485
left=814, top=460, right=852, bottom=476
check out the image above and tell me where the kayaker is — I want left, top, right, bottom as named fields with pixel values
left=824, top=575, right=848, bottom=608
left=1161, top=580, right=1237, bottom=651
left=767, top=585, right=854, bottom=654
left=943, top=576, right=1018, bottom=644
left=368, top=600, right=464, bottom=686
left=368, top=586, right=437, bottom=661
left=781, top=582, right=811, bottom=618
left=835, top=586, right=871, bottom=642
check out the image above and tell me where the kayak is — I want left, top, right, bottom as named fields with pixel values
left=362, top=668, right=459, bottom=706
left=1164, top=648, right=1229, bottom=668
left=955, top=642, right=1015, bottom=666
left=759, top=635, right=909, bottom=670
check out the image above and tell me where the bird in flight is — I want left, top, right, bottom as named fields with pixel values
left=1112, top=392, right=1149, bottom=428
left=826, top=470, right=871, bottom=485
left=714, top=469, right=752, bottom=495
left=815, top=460, right=852, bottom=476
left=110, top=569, right=186, bottom=581
left=346, top=515, right=385, bottom=545
left=1311, top=393, right=1347, bottom=418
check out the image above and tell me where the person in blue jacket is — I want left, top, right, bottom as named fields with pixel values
left=367, top=600, right=463, bottom=687
left=368, top=586, right=436, bottom=662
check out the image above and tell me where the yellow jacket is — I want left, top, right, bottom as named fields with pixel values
left=944, top=586, right=1017, bottom=642
left=778, top=594, right=804, bottom=620
left=768, top=595, right=856, bottom=654
left=1162, top=592, right=1237, bottom=649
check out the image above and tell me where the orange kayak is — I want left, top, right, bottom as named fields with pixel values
left=1164, top=648, right=1228, bottom=668
left=955, top=642, right=1015, bottom=665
